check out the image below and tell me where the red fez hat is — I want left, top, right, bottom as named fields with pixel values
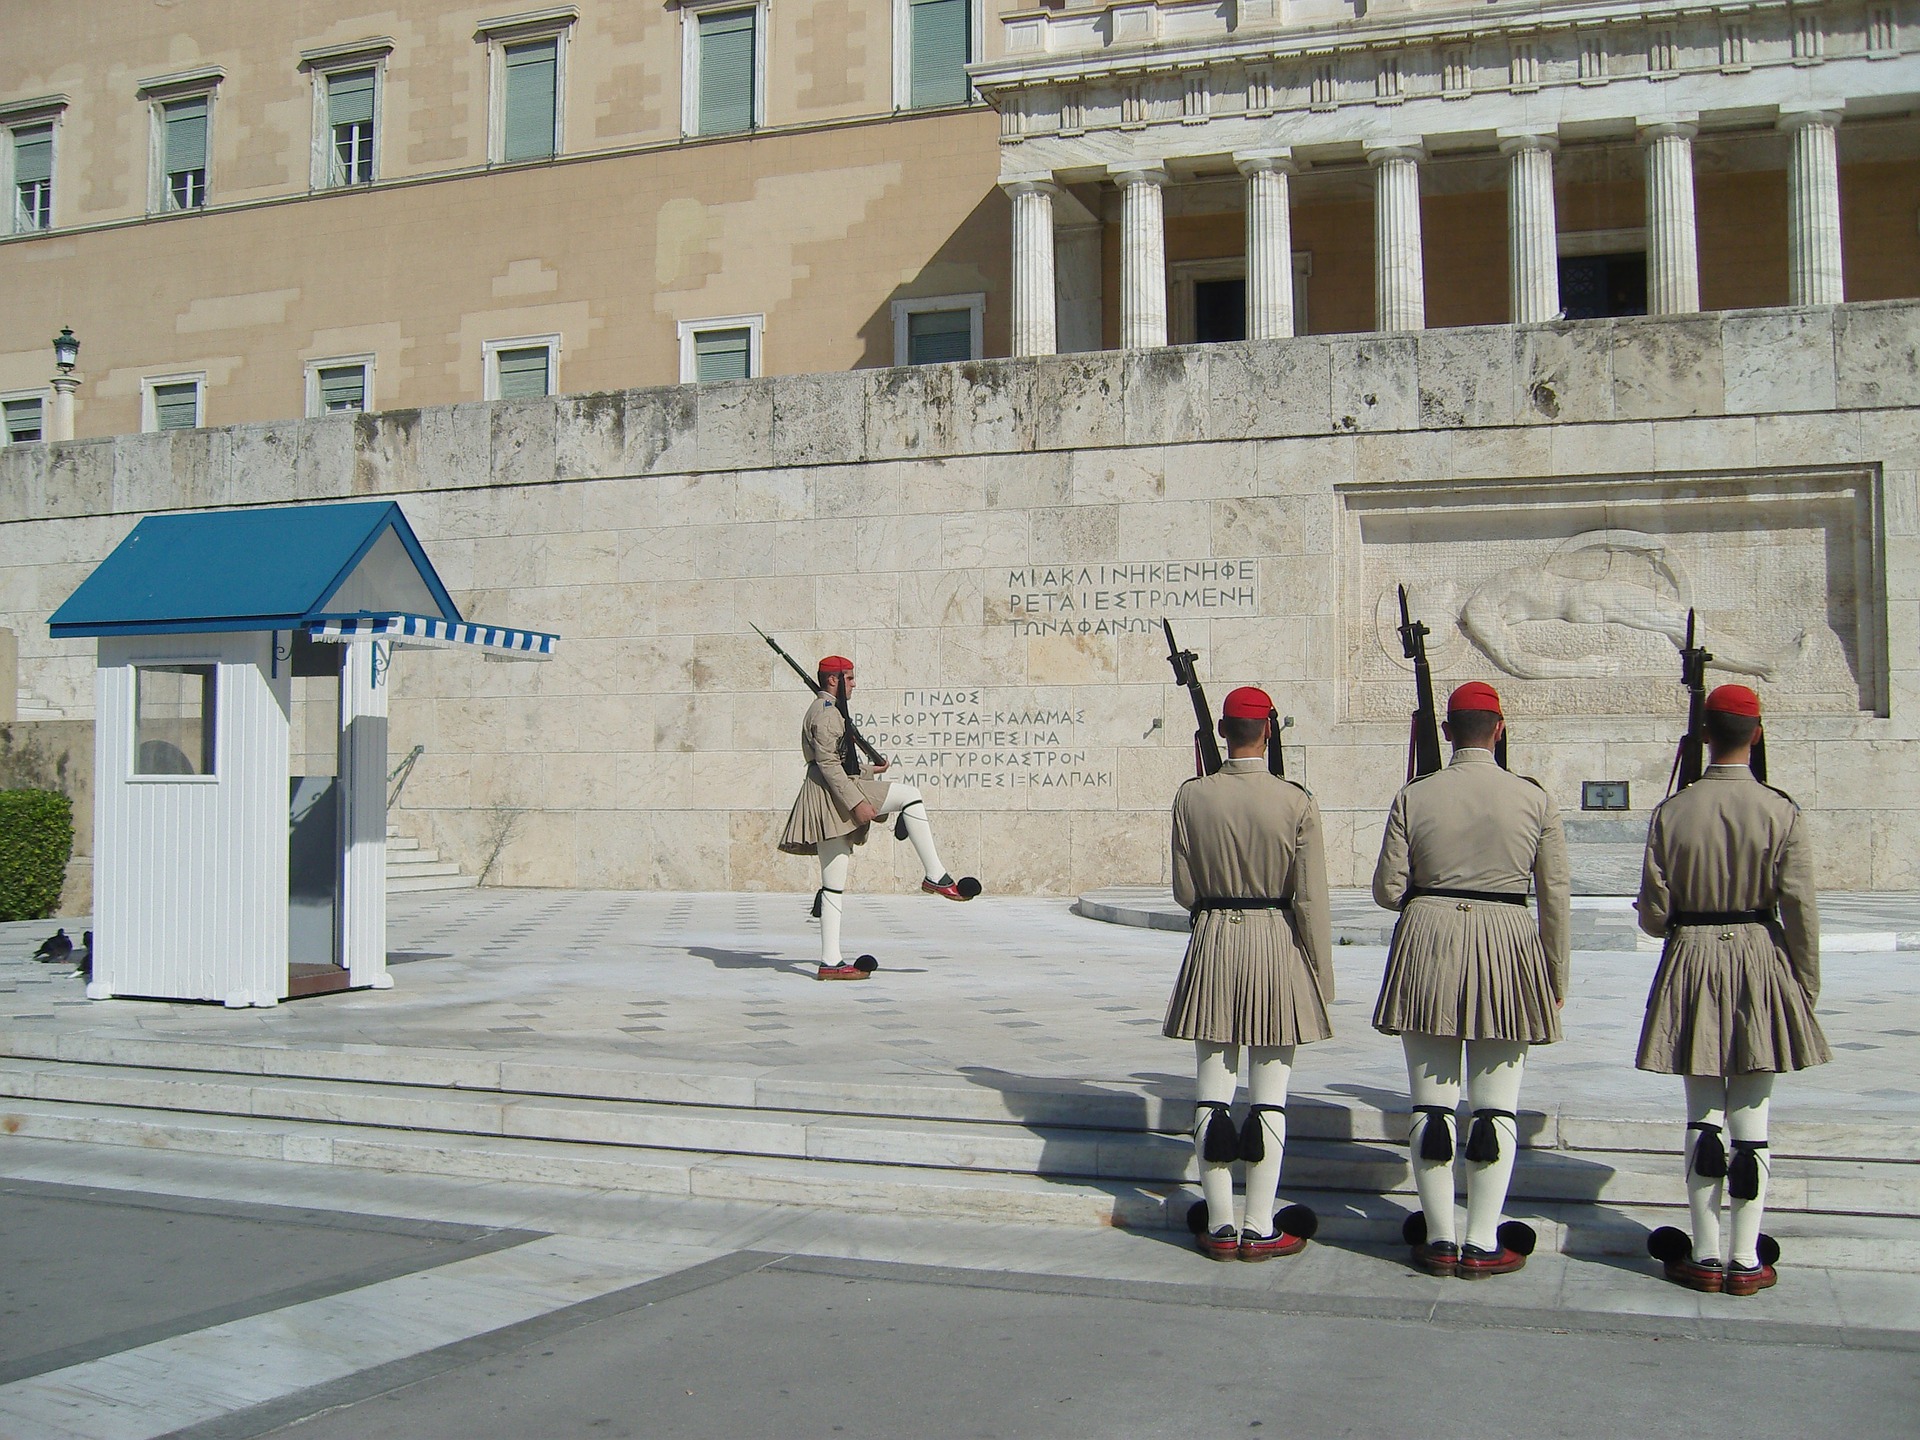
left=1706, top=684, right=1761, bottom=717
left=1447, top=681, right=1503, bottom=716
left=1222, top=686, right=1274, bottom=720
left=817, top=655, right=854, bottom=674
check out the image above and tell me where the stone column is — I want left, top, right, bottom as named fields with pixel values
left=1368, top=144, right=1426, bottom=332
left=1781, top=108, right=1844, bottom=306
left=1501, top=133, right=1561, bottom=323
left=1236, top=150, right=1297, bottom=340
left=48, top=374, right=78, bottom=442
left=1111, top=165, right=1169, bottom=348
left=1003, top=178, right=1058, bottom=357
left=1640, top=120, right=1700, bottom=315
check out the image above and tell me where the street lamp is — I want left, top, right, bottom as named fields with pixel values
left=48, top=326, right=81, bottom=441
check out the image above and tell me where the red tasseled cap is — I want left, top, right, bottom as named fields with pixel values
left=1706, top=684, right=1761, bottom=717
left=817, top=655, right=854, bottom=673
left=1447, top=680, right=1502, bottom=716
left=1222, top=686, right=1274, bottom=719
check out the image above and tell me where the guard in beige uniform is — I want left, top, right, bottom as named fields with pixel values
left=1372, top=681, right=1570, bottom=1279
left=779, top=655, right=973, bottom=979
left=1165, top=687, right=1333, bottom=1261
left=1637, top=684, right=1829, bottom=1297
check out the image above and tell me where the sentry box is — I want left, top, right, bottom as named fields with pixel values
left=48, top=501, right=557, bottom=1007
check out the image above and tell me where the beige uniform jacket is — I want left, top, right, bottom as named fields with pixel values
left=776, top=695, right=889, bottom=857
left=1373, top=747, right=1572, bottom=1001
left=1636, top=765, right=1820, bottom=998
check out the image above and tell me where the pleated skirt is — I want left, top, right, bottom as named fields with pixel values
left=1372, top=897, right=1562, bottom=1044
left=1163, top=910, right=1332, bottom=1047
left=777, top=770, right=890, bottom=857
left=1635, top=924, right=1832, bottom=1075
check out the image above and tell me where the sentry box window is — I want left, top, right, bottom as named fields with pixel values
left=134, top=663, right=216, bottom=776
left=1581, top=780, right=1629, bottom=811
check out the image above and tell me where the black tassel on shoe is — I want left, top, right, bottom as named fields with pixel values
left=1466, top=1109, right=1513, bottom=1164
left=1413, top=1105, right=1454, bottom=1162
left=1198, top=1102, right=1239, bottom=1163
left=1647, top=1225, right=1691, bottom=1264
left=1688, top=1122, right=1728, bottom=1178
left=1239, top=1104, right=1285, bottom=1163
left=1728, top=1141, right=1768, bottom=1200
left=1401, top=1212, right=1429, bottom=1247
left=1275, top=1203, right=1319, bottom=1241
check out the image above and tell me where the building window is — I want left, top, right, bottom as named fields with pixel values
left=1559, top=253, right=1647, bottom=319
left=2, top=393, right=45, bottom=444
left=134, top=663, right=216, bottom=777
left=1169, top=256, right=1312, bottom=342
left=1868, top=6, right=1898, bottom=55
left=161, top=96, right=210, bottom=209
left=485, top=338, right=557, bottom=399
left=891, top=294, right=983, bottom=366
left=306, top=358, right=372, bottom=416
left=326, top=69, right=377, bottom=184
left=143, top=375, right=205, bottom=432
left=479, top=10, right=574, bottom=163
left=11, top=123, right=52, bottom=230
left=902, top=0, right=971, bottom=110
left=685, top=3, right=763, bottom=136
left=678, top=316, right=763, bottom=382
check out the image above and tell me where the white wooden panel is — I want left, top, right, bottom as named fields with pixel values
left=340, top=640, right=390, bottom=989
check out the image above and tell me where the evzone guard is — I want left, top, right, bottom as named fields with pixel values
left=774, top=651, right=979, bottom=979
left=1371, top=680, right=1571, bottom=1279
left=1164, top=685, right=1332, bottom=1261
left=1637, top=684, right=1829, bottom=1296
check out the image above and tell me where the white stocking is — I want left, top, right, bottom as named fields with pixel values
left=1683, top=1076, right=1729, bottom=1265
left=878, top=783, right=946, bottom=882
left=816, top=836, right=853, bottom=967
left=1727, top=1073, right=1775, bottom=1268
left=1402, top=1033, right=1462, bottom=1246
left=1194, top=1041, right=1239, bottom=1233
left=1462, top=1039, right=1527, bottom=1252
left=1241, top=1046, right=1295, bottom=1236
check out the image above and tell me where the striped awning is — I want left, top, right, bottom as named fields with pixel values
left=306, top=614, right=558, bottom=659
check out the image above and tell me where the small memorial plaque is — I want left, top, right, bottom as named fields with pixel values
left=1582, top=780, right=1630, bottom=811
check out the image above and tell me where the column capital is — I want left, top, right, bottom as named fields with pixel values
left=1233, top=148, right=1297, bottom=177
left=49, top=374, right=81, bottom=396
left=1365, top=141, right=1425, bottom=167
left=1497, top=130, right=1559, bottom=157
left=999, top=173, right=1061, bottom=200
left=1637, top=115, right=1699, bottom=143
left=1107, top=162, right=1170, bottom=188
left=1777, top=105, right=1842, bottom=133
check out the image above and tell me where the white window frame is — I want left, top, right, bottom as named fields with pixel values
left=305, top=355, right=376, bottom=417
left=891, top=0, right=984, bottom=111
left=478, top=8, right=576, bottom=164
left=128, top=658, right=220, bottom=783
left=677, top=314, right=764, bottom=383
left=0, top=96, right=66, bottom=235
left=891, top=292, right=985, bottom=366
left=138, top=68, right=223, bottom=215
left=300, top=41, right=393, bottom=191
left=483, top=334, right=560, bottom=400
left=141, top=372, right=207, bottom=433
left=0, top=387, right=49, bottom=445
left=680, top=0, right=769, bottom=138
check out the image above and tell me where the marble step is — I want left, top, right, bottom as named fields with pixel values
left=0, top=1097, right=1914, bottom=1271
left=1, top=1058, right=1915, bottom=1216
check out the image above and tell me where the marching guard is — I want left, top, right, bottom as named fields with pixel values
left=1164, top=688, right=1333, bottom=1261
left=1636, top=685, right=1830, bottom=1296
left=778, top=654, right=976, bottom=979
left=1371, top=682, right=1570, bottom=1278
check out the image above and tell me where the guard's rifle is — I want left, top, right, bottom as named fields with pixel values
left=1397, top=585, right=1445, bottom=781
left=1666, top=610, right=1711, bottom=795
left=1163, top=620, right=1223, bottom=776
left=751, top=624, right=886, bottom=777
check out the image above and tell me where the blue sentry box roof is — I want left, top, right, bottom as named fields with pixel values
left=49, top=501, right=460, bottom=637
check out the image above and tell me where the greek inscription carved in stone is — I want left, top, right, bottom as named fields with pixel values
left=854, top=689, right=1111, bottom=792
left=1004, top=560, right=1258, bottom=637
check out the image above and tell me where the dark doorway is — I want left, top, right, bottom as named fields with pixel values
left=1193, top=277, right=1247, bottom=342
left=1559, top=253, right=1648, bottom=319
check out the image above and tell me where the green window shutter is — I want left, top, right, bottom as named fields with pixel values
left=153, top=382, right=199, bottom=430
left=327, top=69, right=376, bottom=127
left=907, top=308, right=972, bottom=365
left=503, top=40, right=557, bottom=161
left=4, top=397, right=44, bottom=442
left=910, top=0, right=969, bottom=109
left=496, top=346, right=550, bottom=398
left=165, top=97, right=208, bottom=172
left=694, top=328, right=751, bottom=382
left=13, top=125, right=52, bottom=184
left=317, top=365, right=367, bottom=412
left=698, top=10, right=756, bottom=136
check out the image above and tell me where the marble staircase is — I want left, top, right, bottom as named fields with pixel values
left=386, top=826, right=477, bottom=893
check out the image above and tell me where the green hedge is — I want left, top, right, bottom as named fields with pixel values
left=0, top=788, right=73, bottom=922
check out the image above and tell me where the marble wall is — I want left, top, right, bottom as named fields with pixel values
left=3, top=301, right=1917, bottom=892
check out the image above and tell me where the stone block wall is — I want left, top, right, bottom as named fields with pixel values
left=3, top=302, right=1917, bottom=892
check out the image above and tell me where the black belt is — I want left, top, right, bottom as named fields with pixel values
left=1669, top=909, right=1777, bottom=928
left=1408, top=887, right=1528, bottom=907
left=1191, top=897, right=1293, bottom=914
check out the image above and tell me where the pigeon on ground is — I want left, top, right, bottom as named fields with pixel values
left=33, top=929, right=72, bottom=963
left=70, top=930, right=93, bottom=980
